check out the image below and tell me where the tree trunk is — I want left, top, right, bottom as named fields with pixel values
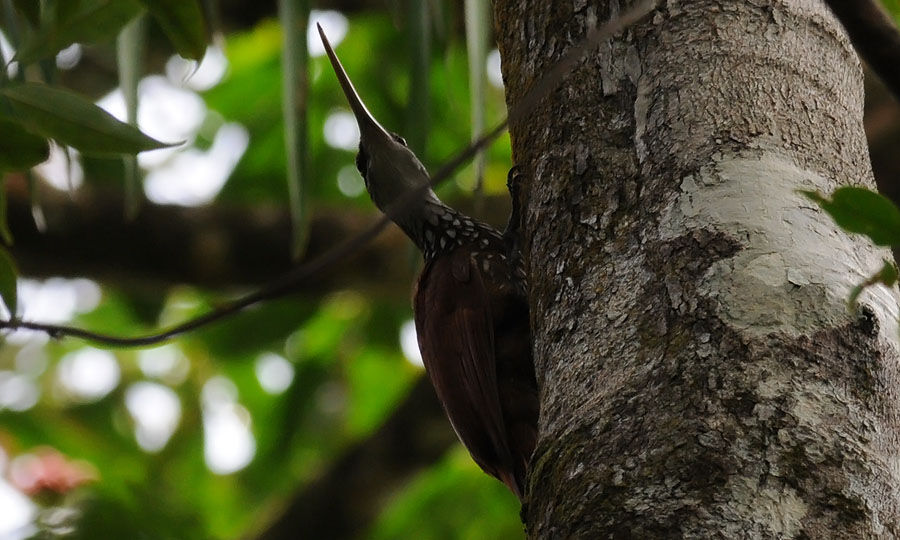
left=493, top=0, right=900, bottom=536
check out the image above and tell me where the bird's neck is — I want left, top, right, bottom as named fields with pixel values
left=394, top=197, right=497, bottom=261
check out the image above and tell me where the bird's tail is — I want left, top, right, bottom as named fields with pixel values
left=498, top=468, right=524, bottom=501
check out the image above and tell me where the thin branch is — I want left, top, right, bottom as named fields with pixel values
left=0, top=1, right=656, bottom=347
left=824, top=0, right=900, bottom=102
left=0, top=121, right=509, bottom=347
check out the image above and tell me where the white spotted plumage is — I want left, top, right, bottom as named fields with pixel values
left=409, top=199, right=526, bottom=296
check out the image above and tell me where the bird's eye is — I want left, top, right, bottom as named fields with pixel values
left=355, top=147, right=369, bottom=185
left=391, top=133, right=408, bottom=147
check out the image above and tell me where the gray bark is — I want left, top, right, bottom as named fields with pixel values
left=493, top=0, right=900, bottom=537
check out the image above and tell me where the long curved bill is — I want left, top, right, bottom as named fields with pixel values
left=316, top=23, right=390, bottom=141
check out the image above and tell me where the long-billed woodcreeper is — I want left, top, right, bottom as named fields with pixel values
left=318, top=25, right=538, bottom=499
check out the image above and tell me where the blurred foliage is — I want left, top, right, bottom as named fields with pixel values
left=370, top=448, right=522, bottom=540
left=207, top=14, right=511, bottom=207
left=0, top=1, right=523, bottom=539
left=278, top=0, right=312, bottom=258
left=884, top=0, right=900, bottom=20
left=0, top=246, right=16, bottom=313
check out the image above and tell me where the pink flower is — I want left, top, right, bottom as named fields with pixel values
left=9, top=447, right=96, bottom=497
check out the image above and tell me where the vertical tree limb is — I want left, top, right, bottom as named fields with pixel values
left=495, top=0, right=900, bottom=535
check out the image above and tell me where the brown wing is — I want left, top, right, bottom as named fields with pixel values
left=414, top=248, right=519, bottom=496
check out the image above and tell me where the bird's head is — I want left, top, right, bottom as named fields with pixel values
left=317, top=24, right=434, bottom=215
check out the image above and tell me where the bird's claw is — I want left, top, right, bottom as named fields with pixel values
left=503, top=165, right=527, bottom=273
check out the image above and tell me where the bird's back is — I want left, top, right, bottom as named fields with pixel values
left=413, top=231, right=537, bottom=498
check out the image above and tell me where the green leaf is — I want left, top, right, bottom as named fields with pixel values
left=405, top=0, right=430, bottom=156
left=117, top=15, right=147, bottom=219
left=0, top=176, right=13, bottom=245
left=15, top=0, right=144, bottom=65
left=0, top=246, right=18, bottom=316
left=464, top=0, right=488, bottom=204
left=137, top=0, right=208, bottom=61
left=0, top=119, right=50, bottom=172
left=801, top=187, right=900, bottom=246
left=278, top=0, right=311, bottom=259
left=0, top=83, right=178, bottom=156
left=848, top=259, right=899, bottom=308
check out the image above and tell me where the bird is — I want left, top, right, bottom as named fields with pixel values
left=317, top=24, right=539, bottom=500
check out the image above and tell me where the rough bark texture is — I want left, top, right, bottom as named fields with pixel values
left=494, top=0, right=900, bottom=537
